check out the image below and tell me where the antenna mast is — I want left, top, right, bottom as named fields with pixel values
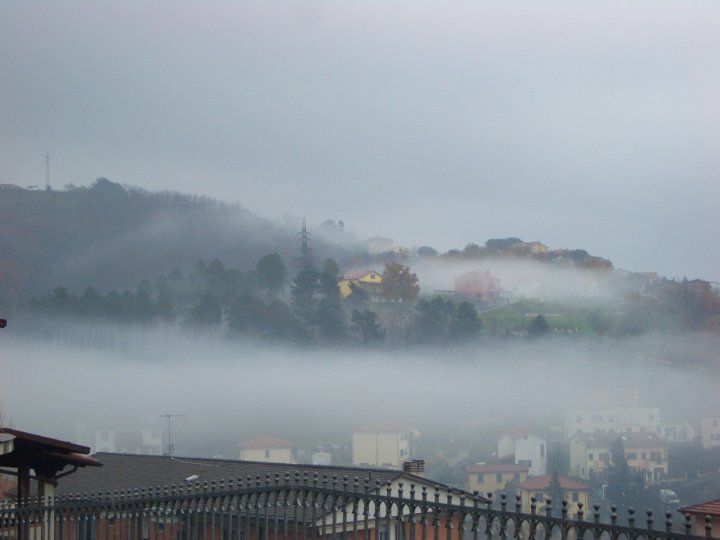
left=45, top=153, right=51, bottom=191
left=161, top=413, right=185, bottom=457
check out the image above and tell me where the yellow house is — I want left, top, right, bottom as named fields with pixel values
left=352, top=422, right=414, bottom=468
left=465, top=463, right=528, bottom=495
left=526, top=241, right=549, bottom=254
left=569, top=432, right=668, bottom=483
left=238, top=436, right=294, bottom=463
left=517, top=475, right=589, bottom=517
left=338, top=269, right=384, bottom=300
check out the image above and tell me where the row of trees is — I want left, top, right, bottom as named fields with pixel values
left=23, top=254, right=487, bottom=346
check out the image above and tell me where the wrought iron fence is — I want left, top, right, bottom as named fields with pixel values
left=0, top=473, right=713, bottom=540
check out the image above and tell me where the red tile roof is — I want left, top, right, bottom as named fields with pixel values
left=680, top=499, right=720, bottom=516
left=466, top=463, right=528, bottom=474
left=518, top=475, right=588, bottom=491
left=343, top=269, right=380, bottom=280
left=238, top=436, right=293, bottom=449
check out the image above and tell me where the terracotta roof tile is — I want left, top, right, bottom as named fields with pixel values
left=466, top=463, right=528, bottom=474
left=238, top=436, right=293, bottom=448
left=680, top=499, right=720, bottom=516
left=518, top=475, right=588, bottom=491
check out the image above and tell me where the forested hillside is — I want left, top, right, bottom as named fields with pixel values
left=0, top=179, right=342, bottom=303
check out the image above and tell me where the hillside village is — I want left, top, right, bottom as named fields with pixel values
left=66, top=388, right=720, bottom=522
left=3, top=181, right=720, bottom=533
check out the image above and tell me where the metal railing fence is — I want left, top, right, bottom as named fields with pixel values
left=0, top=473, right=713, bottom=540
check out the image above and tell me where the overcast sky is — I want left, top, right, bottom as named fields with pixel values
left=1, top=1, right=718, bottom=281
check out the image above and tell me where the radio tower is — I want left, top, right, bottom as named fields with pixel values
left=44, top=152, right=51, bottom=191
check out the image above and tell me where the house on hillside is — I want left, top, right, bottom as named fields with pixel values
left=239, top=436, right=294, bottom=464
left=517, top=475, right=589, bottom=516
left=338, top=270, right=384, bottom=301
left=525, top=242, right=549, bottom=254
left=700, top=411, right=720, bottom=450
left=454, top=271, right=501, bottom=302
left=564, top=406, right=661, bottom=438
left=497, top=430, right=547, bottom=477
left=465, top=463, right=528, bottom=496
left=352, top=422, right=416, bottom=468
left=569, top=432, right=668, bottom=483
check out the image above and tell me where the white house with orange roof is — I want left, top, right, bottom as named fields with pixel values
left=352, top=422, right=416, bottom=468
left=497, top=429, right=547, bottom=477
left=238, top=436, right=294, bottom=464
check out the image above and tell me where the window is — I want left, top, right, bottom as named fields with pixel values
left=572, top=492, right=579, bottom=502
left=599, top=453, right=609, bottom=464
left=540, top=444, right=545, bottom=458
left=379, top=528, right=388, bottom=540
left=496, top=473, right=503, bottom=483
left=518, top=459, right=532, bottom=468
left=641, top=452, right=646, bottom=460
left=711, top=434, right=720, bottom=441
left=477, top=473, right=484, bottom=483
left=626, top=453, right=637, bottom=460
left=588, top=453, right=594, bottom=461
left=264, top=449, right=270, bottom=458
left=651, top=452, right=661, bottom=462
left=591, top=415, right=602, bottom=422
left=514, top=473, right=520, bottom=482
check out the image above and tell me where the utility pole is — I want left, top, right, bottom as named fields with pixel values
left=45, top=153, right=51, bottom=191
left=161, top=414, right=185, bottom=457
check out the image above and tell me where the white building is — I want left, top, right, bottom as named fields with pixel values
left=565, top=407, right=661, bottom=438
left=700, top=412, right=720, bottom=449
left=497, top=430, right=547, bottom=477
left=94, top=427, right=163, bottom=455
left=352, top=422, right=415, bottom=468
left=238, top=436, right=295, bottom=463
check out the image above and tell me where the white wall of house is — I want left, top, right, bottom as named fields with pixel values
left=565, top=407, right=661, bottom=438
left=514, top=435, right=547, bottom=476
left=352, top=431, right=411, bottom=468
left=497, top=433, right=547, bottom=477
left=701, top=416, right=720, bottom=449
left=239, top=447, right=293, bottom=463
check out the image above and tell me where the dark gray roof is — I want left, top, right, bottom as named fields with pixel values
left=57, top=453, right=409, bottom=496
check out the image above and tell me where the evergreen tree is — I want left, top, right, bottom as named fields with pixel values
left=187, top=292, right=222, bottom=326
left=448, top=301, right=482, bottom=339
left=606, top=437, right=647, bottom=513
left=291, top=267, right=319, bottom=326
left=414, top=297, right=455, bottom=344
left=315, top=258, right=345, bottom=340
left=528, top=314, right=550, bottom=337
left=255, top=253, right=287, bottom=296
left=548, top=471, right=564, bottom=507
left=350, top=310, right=385, bottom=344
